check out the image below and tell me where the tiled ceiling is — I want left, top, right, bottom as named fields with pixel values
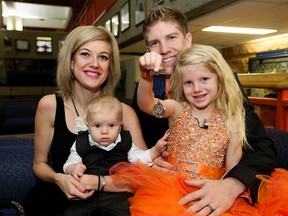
left=2, top=0, right=288, bottom=53
left=120, top=0, right=288, bottom=55
left=188, top=0, right=288, bottom=49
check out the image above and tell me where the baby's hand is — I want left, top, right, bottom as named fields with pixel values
left=155, top=131, right=170, bottom=154
left=67, top=162, right=87, bottom=180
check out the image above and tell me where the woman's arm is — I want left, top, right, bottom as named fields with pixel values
left=33, top=94, right=58, bottom=182
left=33, top=94, right=93, bottom=200
left=80, top=175, right=132, bottom=193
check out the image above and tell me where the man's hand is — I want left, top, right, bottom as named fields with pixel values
left=139, top=51, right=163, bottom=74
left=179, top=178, right=246, bottom=216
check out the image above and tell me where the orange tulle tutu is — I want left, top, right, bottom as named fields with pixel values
left=110, top=162, right=288, bottom=216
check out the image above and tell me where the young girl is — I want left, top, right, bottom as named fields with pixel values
left=111, top=44, right=288, bottom=216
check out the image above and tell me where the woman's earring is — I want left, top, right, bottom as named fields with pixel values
left=71, top=70, right=75, bottom=80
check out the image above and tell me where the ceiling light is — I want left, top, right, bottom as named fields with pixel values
left=2, top=1, right=72, bottom=29
left=202, top=26, right=277, bottom=35
left=6, top=15, right=23, bottom=31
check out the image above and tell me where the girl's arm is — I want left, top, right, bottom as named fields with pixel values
left=225, top=121, right=243, bottom=173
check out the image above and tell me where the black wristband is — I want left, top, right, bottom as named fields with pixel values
left=97, top=175, right=101, bottom=191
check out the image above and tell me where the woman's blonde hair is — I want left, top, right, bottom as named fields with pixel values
left=170, top=44, right=248, bottom=148
left=57, top=25, right=120, bottom=98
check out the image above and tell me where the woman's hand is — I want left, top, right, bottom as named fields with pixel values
left=179, top=178, right=246, bottom=216
left=56, top=173, right=94, bottom=200
left=79, top=174, right=99, bottom=191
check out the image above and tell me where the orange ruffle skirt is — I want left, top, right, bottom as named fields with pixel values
left=110, top=162, right=288, bottom=216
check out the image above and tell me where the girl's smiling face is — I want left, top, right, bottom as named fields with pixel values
left=182, top=64, right=219, bottom=111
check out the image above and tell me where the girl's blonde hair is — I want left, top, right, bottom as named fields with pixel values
left=170, top=44, right=248, bottom=148
left=57, top=25, right=120, bottom=98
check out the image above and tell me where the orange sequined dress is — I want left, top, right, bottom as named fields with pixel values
left=166, top=104, right=228, bottom=180
left=110, top=104, right=288, bottom=216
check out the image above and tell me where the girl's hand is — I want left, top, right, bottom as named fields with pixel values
left=152, top=155, right=177, bottom=175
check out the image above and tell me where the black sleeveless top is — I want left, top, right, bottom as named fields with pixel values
left=23, top=94, right=77, bottom=216
left=76, top=130, right=132, bottom=175
left=50, top=94, right=77, bottom=173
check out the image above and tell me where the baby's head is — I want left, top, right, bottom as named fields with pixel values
left=86, top=96, right=123, bottom=146
left=87, top=96, right=123, bottom=124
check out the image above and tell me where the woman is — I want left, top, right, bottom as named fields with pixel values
left=24, top=25, right=146, bottom=216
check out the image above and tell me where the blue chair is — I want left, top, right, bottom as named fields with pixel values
left=0, top=137, right=37, bottom=216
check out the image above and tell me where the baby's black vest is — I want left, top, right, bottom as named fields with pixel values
left=75, top=130, right=132, bottom=176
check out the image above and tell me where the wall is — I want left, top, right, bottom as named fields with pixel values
left=0, top=30, right=67, bottom=99
left=120, top=57, right=140, bottom=100
left=0, top=30, right=67, bottom=59
left=222, top=35, right=288, bottom=74
left=95, top=0, right=228, bottom=50
left=223, top=36, right=288, bottom=130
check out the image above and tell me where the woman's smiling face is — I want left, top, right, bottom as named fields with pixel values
left=72, top=40, right=111, bottom=90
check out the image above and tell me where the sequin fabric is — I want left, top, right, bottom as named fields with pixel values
left=167, top=103, right=229, bottom=180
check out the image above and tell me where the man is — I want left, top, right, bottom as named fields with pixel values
left=132, top=5, right=277, bottom=216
